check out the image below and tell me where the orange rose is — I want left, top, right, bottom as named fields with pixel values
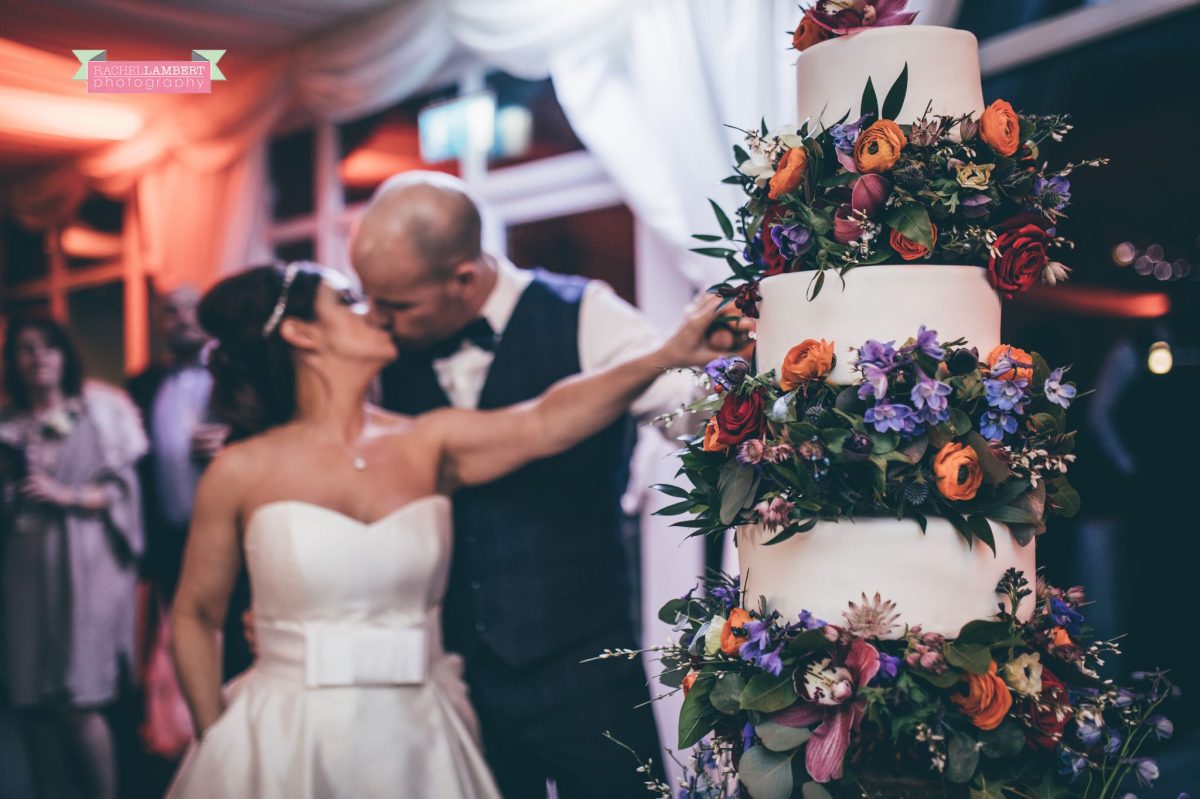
left=792, top=10, right=831, bottom=51
left=779, top=338, right=835, bottom=392
left=986, top=344, right=1034, bottom=382
left=682, top=670, right=700, bottom=696
left=853, top=120, right=907, bottom=174
left=979, top=99, right=1021, bottom=157
left=933, top=442, right=983, bottom=501
left=1050, top=627, right=1073, bottom=648
left=769, top=147, right=809, bottom=200
left=702, top=418, right=728, bottom=453
left=952, top=661, right=1013, bottom=731
left=720, top=608, right=753, bottom=656
left=889, top=222, right=938, bottom=261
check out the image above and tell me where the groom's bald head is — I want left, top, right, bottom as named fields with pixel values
left=350, top=171, right=483, bottom=291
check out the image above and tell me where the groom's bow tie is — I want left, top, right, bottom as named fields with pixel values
left=422, top=317, right=499, bottom=360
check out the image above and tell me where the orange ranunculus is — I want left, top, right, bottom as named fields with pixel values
left=979, top=99, right=1021, bottom=157
left=702, top=417, right=729, bottom=453
left=779, top=338, right=835, bottom=392
left=933, top=442, right=983, bottom=501
left=720, top=608, right=753, bottom=656
left=769, top=147, right=809, bottom=200
left=682, top=670, right=700, bottom=696
left=1050, top=627, right=1073, bottom=648
left=889, top=221, right=938, bottom=261
left=853, top=120, right=907, bottom=174
left=986, top=344, right=1034, bottom=382
left=952, top=661, right=1014, bottom=731
left=792, top=10, right=831, bottom=51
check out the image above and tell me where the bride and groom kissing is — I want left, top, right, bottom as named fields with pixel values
left=164, top=172, right=748, bottom=798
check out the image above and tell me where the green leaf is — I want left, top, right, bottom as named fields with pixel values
left=970, top=775, right=1009, bottom=799
left=692, top=233, right=724, bottom=242
left=1029, top=412, right=1057, bottom=435
left=883, top=203, right=933, bottom=249
left=718, top=461, right=760, bottom=525
left=881, top=63, right=909, bottom=121
left=871, top=431, right=899, bottom=455
left=911, top=666, right=962, bottom=689
left=806, top=269, right=826, bottom=301
left=740, top=672, right=799, bottom=713
left=966, top=514, right=996, bottom=555
left=802, top=782, right=835, bottom=799
left=678, top=677, right=716, bottom=748
left=979, top=721, right=1026, bottom=759
left=946, top=730, right=981, bottom=784
left=1047, top=477, right=1080, bottom=518
left=966, top=431, right=1015, bottom=483
left=734, top=144, right=750, bottom=164
left=860, top=76, right=879, bottom=121
left=948, top=408, right=973, bottom=437
left=690, top=246, right=737, bottom=258
left=710, top=199, right=736, bottom=240
left=738, top=746, right=797, bottom=799
left=756, top=720, right=812, bottom=752
left=945, top=642, right=992, bottom=674
left=653, top=483, right=691, bottom=500
left=954, top=620, right=1012, bottom=649
left=710, top=672, right=745, bottom=715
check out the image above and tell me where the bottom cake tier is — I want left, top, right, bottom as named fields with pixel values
left=736, top=516, right=1035, bottom=639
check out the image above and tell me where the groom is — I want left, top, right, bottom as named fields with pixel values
left=350, top=172, right=705, bottom=797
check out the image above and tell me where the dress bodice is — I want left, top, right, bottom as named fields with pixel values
left=242, top=496, right=453, bottom=686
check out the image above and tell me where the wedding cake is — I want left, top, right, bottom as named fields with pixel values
left=741, top=24, right=1016, bottom=639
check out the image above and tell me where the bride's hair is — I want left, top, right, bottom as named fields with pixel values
left=199, top=262, right=324, bottom=438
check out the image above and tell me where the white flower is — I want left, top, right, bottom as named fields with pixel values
left=1042, top=260, right=1071, bottom=286
left=1002, top=652, right=1044, bottom=696
left=843, top=592, right=901, bottom=639
left=704, top=615, right=726, bottom=656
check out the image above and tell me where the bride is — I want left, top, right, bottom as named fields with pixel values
left=165, top=261, right=728, bottom=798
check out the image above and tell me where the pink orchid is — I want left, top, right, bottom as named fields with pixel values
left=769, top=637, right=880, bottom=782
left=832, top=204, right=863, bottom=244
left=850, top=174, right=890, bottom=218
left=809, top=0, right=918, bottom=35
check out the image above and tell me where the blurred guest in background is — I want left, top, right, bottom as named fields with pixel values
left=0, top=318, right=147, bottom=799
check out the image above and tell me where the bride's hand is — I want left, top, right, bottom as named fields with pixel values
left=656, top=293, right=749, bottom=369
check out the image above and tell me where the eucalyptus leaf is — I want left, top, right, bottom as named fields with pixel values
left=980, top=721, right=1026, bottom=759
left=738, top=747, right=797, bottom=799
left=710, top=672, right=745, bottom=715
left=718, top=462, right=759, bottom=525
left=756, top=720, right=812, bottom=752
left=802, top=781, right=835, bottom=799
left=946, top=730, right=981, bottom=784
left=945, top=641, right=992, bottom=674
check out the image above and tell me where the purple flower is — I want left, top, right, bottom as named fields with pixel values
left=704, top=356, right=733, bottom=384
left=1105, top=731, right=1123, bottom=755
left=911, top=326, right=946, bottom=360
left=911, top=373, right=951, bottom=413
left=1059, top=751, right=1090, bottom=781
left=1044, top=367, right=1077, bottom=409
left=1035, top=175, right=1072, bottom=212
left=739, top=616, right=776, bottom=658
left=710, top=583, right=739, bottom=612
left=1134, top=758, right=1160, bottom=788
left=985, top=378, right=1030, bottom=413
left=737, top=439, right=766, bottom=465
left=857, top=363, right=890, bottom=401
left=757, top=645, right=784, bottom=676
left=830, top=115, right=869, bottom=154
left=1077, top=716, right=1103, bottom=746
left=1147, top=715, right=1174, bottom=740
left=770, top=221, right=814, bottom=260
left=742, top=721, right=756, bottom=752
left=1050, top=597, right=1084, bottom=635
left=980, top=410, right=1018, bottom=441
left=960, top=192, right=993, bottom=218
left=797, top=610, right=827, bottom=630
left=865, top=400, right=912, bottom=434
left=874, top=652, right=901, bottom=684
left=742, top=234, right=766, bottom=268
left=857, top=339, right=897, bottom=369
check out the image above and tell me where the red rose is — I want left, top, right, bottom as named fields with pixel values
left=761, top=205, right=788, bottom=276
left=988, top=214, right=1052, bottom=299
left=1026, top=669, right=1071, bottom=749
left=715, top=390, right=766, bottom=446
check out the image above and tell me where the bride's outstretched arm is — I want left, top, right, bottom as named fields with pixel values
left=429, top=293, right=728, bottom=489
left=170, top=451, right=246, bottom=738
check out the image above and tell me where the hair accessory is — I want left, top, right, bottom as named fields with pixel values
left=261, top=262, right=301, bottom=337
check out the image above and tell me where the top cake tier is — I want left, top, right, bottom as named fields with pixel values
left=796, top=26, right=984, bottom=129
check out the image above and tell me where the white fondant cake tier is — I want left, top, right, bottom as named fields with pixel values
left=796, top=26, right=984, bottom=129
left=755, top=266, right=1001, bottom=385
left=737, top=517, right=1035, bottom=639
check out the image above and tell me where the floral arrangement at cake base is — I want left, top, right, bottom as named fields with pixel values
left=657, top=328, right=1078, bottom=546
left=596, top=570, right=1180, bottom=799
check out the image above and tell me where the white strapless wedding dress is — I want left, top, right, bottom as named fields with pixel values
left=166, top=496, right=502, bottom=799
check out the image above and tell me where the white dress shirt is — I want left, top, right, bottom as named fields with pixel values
left=430, top=257, right=695, bottom=420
